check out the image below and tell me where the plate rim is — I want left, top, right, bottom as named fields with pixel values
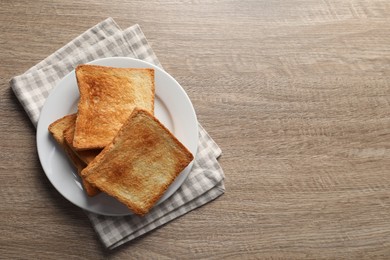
left=36, top=57, right=198, bottom=216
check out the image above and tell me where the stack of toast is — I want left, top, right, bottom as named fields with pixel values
left=48, top=64, right=193, bottom=216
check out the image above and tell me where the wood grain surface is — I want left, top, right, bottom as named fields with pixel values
left=1, top=0, right=390, bottom=259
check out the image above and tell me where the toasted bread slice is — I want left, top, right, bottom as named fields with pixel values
left=48, top=114, right=77, bottom=145
left=73, top=65, right=155, bottom=150
left=63, top=124, right=101, bottom=165
left=48, top=114, right=100, bottom=197
left=82, top=109, right=194, bottom=215
left=63, top=142, right=100, bottom=197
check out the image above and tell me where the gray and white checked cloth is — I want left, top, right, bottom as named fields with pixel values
left=10, top=18, right=225, bottom=249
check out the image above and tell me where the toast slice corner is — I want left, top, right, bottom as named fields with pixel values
left=63, top=124, right=101, bottom=165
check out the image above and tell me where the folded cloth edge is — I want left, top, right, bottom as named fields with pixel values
left=109, top=182, right=224, bottom=249
left=26, top=18, right=122, bottom=74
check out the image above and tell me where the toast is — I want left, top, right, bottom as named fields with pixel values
left=48, top=114, right=77, bottom=145
left=82, top=109, right=194, bottom=215
left=63, top=124, right=101, bottom=165
left=48, top=114, right=100, bottom=197
left=73, top=65, right=155, bottom=150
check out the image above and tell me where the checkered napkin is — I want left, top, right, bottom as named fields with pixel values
left=10, top=18, right=225, bottom=249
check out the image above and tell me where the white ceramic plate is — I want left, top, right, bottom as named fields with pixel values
left=37, top=57, right=198, bottom=216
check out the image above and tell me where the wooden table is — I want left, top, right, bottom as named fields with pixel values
left=2, top=0, right=390, bottom=258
